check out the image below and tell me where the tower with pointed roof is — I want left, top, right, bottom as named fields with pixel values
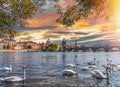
left=62, top=38, right=66, bottom=51
left=46, top=38, right=51, bottom=44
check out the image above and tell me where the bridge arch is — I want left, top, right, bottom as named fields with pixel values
left=109, top=47, right=120, bottom=51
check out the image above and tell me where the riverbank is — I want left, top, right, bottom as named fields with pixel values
left=0, top=49, right=28, bottom=52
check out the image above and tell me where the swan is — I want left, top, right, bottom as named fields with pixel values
left=0, top=63, right=12, bottom=72
left=112, top=64, right=120, bottom=71
left=88, top=58, right=96, bottom=65
left=62, top=69, right=76, bottom=75
left=116, top=65, right=120, bottom=68
left=89, top=65, right=97, bottom=69
left=91, top=70, right=106, bottom=79
left=81, top=66, right=91, bottom=71
left=66, top=64, right=75, bottom=67
left=0, top=66, right=26, bottom=82
left=81, top=64, right=97, bottom=71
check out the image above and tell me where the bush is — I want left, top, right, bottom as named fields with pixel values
left=3, top=45, right=6, bottom=49
left=6, top=44, right=10, bottom=49
left=27, top=45, right=32, bottom=49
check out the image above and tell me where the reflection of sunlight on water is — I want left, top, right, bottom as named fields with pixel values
left=0, top=52, right=120, bottom=87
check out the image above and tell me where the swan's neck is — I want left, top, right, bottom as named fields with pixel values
left=9, top=64, right=12, bottom=72
left=23, top=68, right=26, bottom=80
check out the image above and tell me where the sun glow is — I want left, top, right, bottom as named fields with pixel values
left=72, top=19, right=91, bottom=29
left=27, top=19, right=42, bottom=27
left=108, top=0, right=120, bottom=31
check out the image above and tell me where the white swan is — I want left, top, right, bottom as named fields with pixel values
left=91, top=70, right=106, bottom=79
left=66, top=64, right=75, bottom=67
left=81, top=65, right=97, bottom=71
left=81, top=66, right=91, bottom=71
left=113, top=64, right=120, bottom=71
left=0, top=66, right=26, bottom=82
left=62, top=69, right=76, bottom=75
left=0, top=63, right=12, bottom=72
left=88, top=58, right=96, bottom=65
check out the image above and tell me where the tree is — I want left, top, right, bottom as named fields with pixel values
left=0, top=0, right=37, bottom=39
left=44, top=43, right=59, bottom=52
left=6, top=44, right=10, bottom=49
left=56, top=0, right=108, bottom=27
left=49, top=43, right=58, bottom=51
left=3, top=45, right=6, bottom=49
left=27, top=45, right=32, bottom=49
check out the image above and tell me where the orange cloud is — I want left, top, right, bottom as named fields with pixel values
left=97, top=24, right=117, bottom=32
left=27, top=12, right=59, bottom=27
left=27, top=19, right=42, bottom=27
left=72, top=19, right=91, bottom=29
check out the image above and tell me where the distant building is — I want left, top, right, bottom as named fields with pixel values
left=74, top=40, right=77, bottom=48
left=0, top=39, right=17, bottom=50
left=46, top=38, right=51, bottom=44
left=17, top=41, right=39, bottom=50
left=0, top=40, right=8, bottom=50
left=3, top=39, right=16, bottom=46
left=11, top=44, right=23, bottom=50
left=62, top=38, right=66, bottom=51
left=17, top=42, right=27, bottom=49
left=40, top=42, right=45, bottom=50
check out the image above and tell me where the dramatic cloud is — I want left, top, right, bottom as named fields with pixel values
left=54, top=31, right=70, bottom=35
left=69, top=31, right=120, bottom=47
left=14, top=0, right=120, bottom=43
left=74, top=32, right=90, bottom=35
left=17, top=25, right=58, bottom=30
left=42, top=34, right=60, bottom=39
left=27, top=11, right=59, bottom=27
left=72, top=19, right=91, bottom=29
left=38, top=0, right=58, bottom=12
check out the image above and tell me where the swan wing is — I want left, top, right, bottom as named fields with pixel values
left=0, top=78, right=4, bottom=81
left=0, top=67, right=10, bottom=71
left=3, top=76, right=23, bottom=82
left=93, top=70, right=106, bottom=79
left=4, top=76, right=15, bottom=81
left=3, top=67, right=10, bottom=70
left=62, top=69, right=76, bottom=75
left=81, top=67, right=90, bottom=71
left=66, top=64, right=75, bottom=67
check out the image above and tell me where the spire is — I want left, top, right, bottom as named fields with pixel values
left=46, top=38, right=51, bottom=44
left=63, top=38, right=66, bottom=42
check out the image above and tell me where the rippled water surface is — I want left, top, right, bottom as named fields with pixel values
left=0, top=52, right=120, bottom=87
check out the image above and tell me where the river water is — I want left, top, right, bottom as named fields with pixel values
left=0, top=52, right=120, bottom=87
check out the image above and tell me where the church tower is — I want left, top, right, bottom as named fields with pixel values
left=62, top=38, right=66, bottom=51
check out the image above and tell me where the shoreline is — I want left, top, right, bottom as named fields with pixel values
left=0, top=50, right=118, bottom=53
left=0, top=50, right=28, bottom=52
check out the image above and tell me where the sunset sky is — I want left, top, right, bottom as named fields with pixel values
left=15, top=0, right=120, bottom=43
